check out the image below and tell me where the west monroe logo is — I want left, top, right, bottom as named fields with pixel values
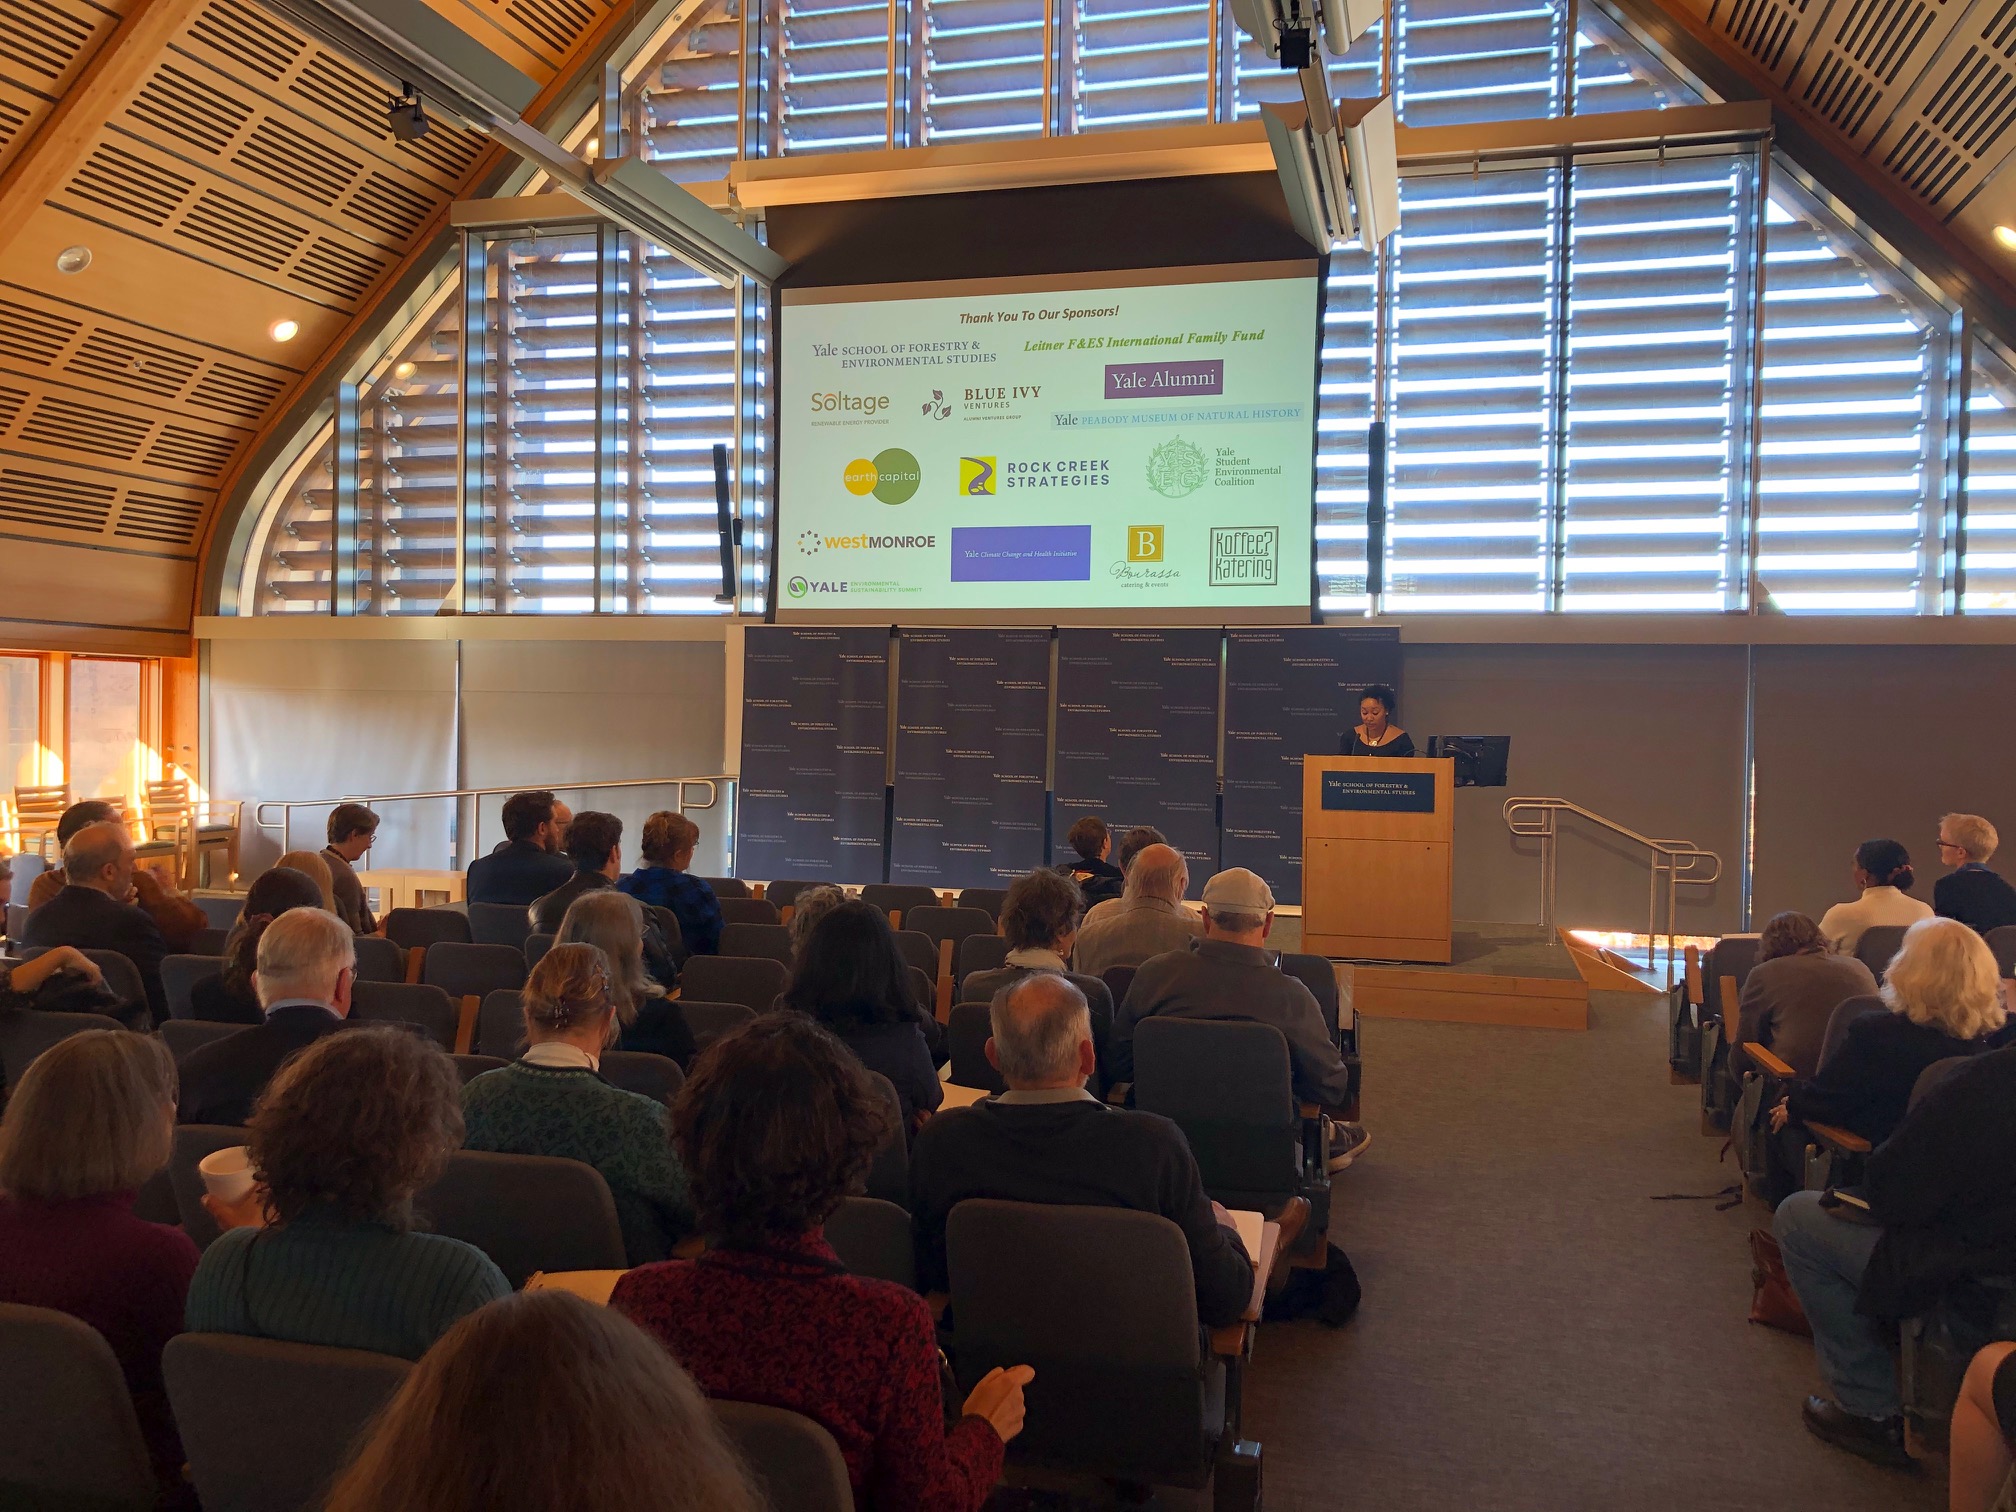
left=960, top=457, right=996, bottom=496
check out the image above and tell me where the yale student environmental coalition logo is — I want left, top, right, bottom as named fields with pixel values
left=841, top=448, right=921, bottom=504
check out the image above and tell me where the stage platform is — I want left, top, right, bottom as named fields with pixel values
left=1288, top=920, right=1655, bottom=1032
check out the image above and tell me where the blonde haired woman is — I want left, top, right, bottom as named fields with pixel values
left=275, top=848, right=338, bottom=913
left=0, top=1031, right=196, bottom=1486
left=558, top=889, right=696, bottom=1064
left=1771, top=915, right=2009, bottom=1145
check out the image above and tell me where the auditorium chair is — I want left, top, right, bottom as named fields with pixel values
left=476, top=989, right=525, bottom=1059
left=0, top=1303, right=158, bottom=1511
left=525, top=932, right=557, bottom=970
left=955, top=887, right=1007, bottom=921
left=600, top=1049, right=684, bottom=1104
left=0, top=1008, right=126, bottom=1086
left=892, top=928, right=940, bottom=978
left=681, top=998, right=755, bottom=1052
left=19, top=945, right=148, bottom=1028
left=350, top=934, right=405, bottom=985
left=864, top=1073, right=908, bottom=1208
left=350, top=980, right=459, bottom=1049
left=468, top=900, right=533, bottom=950
left=680, top=955, right=788, bottom=1015
left=1855, top=924, right=1910, bottom=984
left=158, top=1019, right=243, bottom=1068
left=165, top=1333, right=411, bottom=1512
left=955, top=933, right=1009, bottom=991
left=1102, top=965, right=1136, bottom=1008
left=825, top=1196, right=917, bottom=1290
left=144, top=780, right=240, bottom=890
left=712, top=1402, right=855, bottom=1512
left=903, top=906, right=997, bottom=1018
left=718, top=896, right=783, bottom=927
left=1788, top=995, right=1892, bottom=1191
left=1988, top=924, right=2016, bottom=979
left=1698, top=935, right=1762, bottom=1131
left=383, top=906, right=472, bottom=979
left=1670, top=943, right=1705, bottom=1081
left=419, top=1150, right=626, bottom=1288
left=169, top=1124, right=251, bottom=1252
left=860, top=884, right=944, bottom=928
left=947, top=1003, right=1007, bottom=1094
left=700, top=875, right=752, bottom=898
left=161, top=952, right=225, bottom=1019
left=759, top=879, right=823, bottom=920
left=191, top=893, right=245, bottom=930
left=191, top=925, right=231, bottom=957
left=453, top=1053, right=508, bottom=1084
left=422, top=942, right=528, bottom=1053
left=3, top=903, right=25, bottom=943
left=720, top=920, right=794, bottom=965
left=945, top=1200, right=1258, bottom=1508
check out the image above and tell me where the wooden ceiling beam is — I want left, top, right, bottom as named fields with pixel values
left=0, top=0, right=207, bottom=266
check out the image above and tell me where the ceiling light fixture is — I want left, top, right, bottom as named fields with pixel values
left=54, top=245, right=92, bottom=274
left=270, top=318, right=300, bottom=342
left=393, top=360, right=417, bottom=379
left=1997, top=225, right=2016, bottom=249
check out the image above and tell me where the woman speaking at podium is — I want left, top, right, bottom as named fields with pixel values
left=1342, top=684, right=1415, bottom=758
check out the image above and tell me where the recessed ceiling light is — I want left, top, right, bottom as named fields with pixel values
left=269, top=318, right=299, bottom=342
left=393, top=360, right=417, bottom=380
left=1998, top=225, right=2016, bottom=249
left=54, top=246, right=91, bottom=274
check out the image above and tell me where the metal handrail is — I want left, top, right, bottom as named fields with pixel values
left=253, top=776, right=731, bottom=871
left=1503, top=795, right=1722, bottom=985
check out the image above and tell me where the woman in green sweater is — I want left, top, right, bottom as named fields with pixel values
left=187, top=1027, right=508, bottom=1358
left=461, top=943, right=695, bottom=1265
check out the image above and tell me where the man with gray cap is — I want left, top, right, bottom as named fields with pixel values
left=1111, top=867, right=1369, bottom=1171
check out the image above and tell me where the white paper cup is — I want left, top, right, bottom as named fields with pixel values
left=198, top=1145, right=255, bottom=1205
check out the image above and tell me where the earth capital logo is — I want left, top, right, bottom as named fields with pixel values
left=787, top=576, right=809, bottom=599
left=1145, top=437, right=1207, bottom=499
left=841, top=447, right=921, bottom=504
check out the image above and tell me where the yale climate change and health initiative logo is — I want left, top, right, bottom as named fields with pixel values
left=841, top=448, right=921, bottom=504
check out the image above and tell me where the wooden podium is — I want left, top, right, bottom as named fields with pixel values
left=1301, top=756, right=1454, bottom=963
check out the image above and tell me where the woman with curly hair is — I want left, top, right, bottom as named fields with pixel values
left=186, top=1026, right=508, bottom=1358
left=613, top=1014, right=1030, bottom=1512
left=326, top=1291, right=759, bottom=1512
left=187, top=865, right=328, bottom=1024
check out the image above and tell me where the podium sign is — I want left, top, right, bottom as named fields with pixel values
left=1302, top=756, right=1454, bottom=963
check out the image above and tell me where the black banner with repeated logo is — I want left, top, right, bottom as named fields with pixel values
left=889, top=629, right=1053, bottom=890
left=736, top=627, right=890, bottom=882
left=1220, top=627, right=1402, bottom=905
left=1053, top=628, right=1222, bottom=878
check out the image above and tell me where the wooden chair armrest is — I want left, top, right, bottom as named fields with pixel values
left=925, top=1291, right=948, bottom=1322
left=1805, top=1121, right=1871, bottom=1155
left=1742, top=1043, right=1797, bottom=1079
left=1298, top=1102, right=1322, bottom=1121
left=1105, top=1082, right=1131, bottom=1106
left=1210, top=1321, right=1254, bottom=1359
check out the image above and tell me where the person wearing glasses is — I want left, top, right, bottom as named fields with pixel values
left=1934, top=813, right=2016, bottom=936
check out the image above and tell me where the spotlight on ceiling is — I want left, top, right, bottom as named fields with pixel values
left=270, top=318, right=300, bottom=342
left=1997, top=225, right=2016, bottom=250
left=394, top=360, right=417, bottom=379
left=388, top=82, right=428, bottom=142
left=54, top=245, right=92, bottom=274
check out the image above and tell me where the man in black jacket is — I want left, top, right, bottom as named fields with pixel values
left=1774, top=1042, right=2016, bottom=1467
left=466, top=790, right=575, bottom=907
left=529, top=811, right=683, bottom=982
left=21, top=821, right=169, bottom=1024
left=178, top=908, right=356, bottom=1126
left=1934, top=813, right=2016, bottom=935
left=909, top=972, right=1256, bottom=1327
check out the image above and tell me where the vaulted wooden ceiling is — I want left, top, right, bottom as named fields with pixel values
left=0, top=0, right=625, bottom=652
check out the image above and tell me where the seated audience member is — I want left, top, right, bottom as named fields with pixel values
left=613, top=1015, right=1029, bottom=1512
left=618, top=811, right=723, bottom=957
left=0, top=1031, right=197, bottom=1488
left=188, top=866, right=327, bottom=1024
left=781, top=900, right=942, bottom=1127
left=558, top=890, right=694, bottom=1063
left=1771, top=915, right=2008, bottom=1148
left=1071, top=842, right=1202, bottom=982
left=462, top=944, right=694, bottom=1265
left=324, top=1291, right=760, bottom=1512
left=1774, top=1041, right=2016, bottom=1468
left=1936, top=813, right=2016, bottom=935
left=529, top=810, right=627, bottom=934
left=275, top=848, right=338, bottom=912
left=1818, top=839, right=1933, bottom=953
left=467, top=791, right=575, bottom=906
left=187, top=1026, right=509, bottom=1357
left=1060, top=816, right=1124, bottom=906
left=960, top=868, right=1114, bottom=1067
left=1080, top=824, right=1169, bottom=929
left=1730, top=911, right=1878, bottom=1080
left=321, top=802, right=380, bottom=934
left=1113, top=867, right=1369, bottom=1170
left=1950, top=1342, right=2016, bottom=1512
left=177, top=908, right=355, bottom=1126
left=0, top=943, right=103, bottom=1016
left=22, top=820, right=170, bottom=1023
left=26, top=801, right=204, bottom=951
left=786, top=882, right=846, bottom=956
left=910, top=973, right=1254, bottom=1326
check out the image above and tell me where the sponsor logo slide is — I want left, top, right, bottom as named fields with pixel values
left=951, top=525, right=1092, bottom=583
left=1211, top=525, right=1279, bottom=587
left=1146, top=437, right=1208, bottom=499
left=841, top=447, right=921, bottom=504
left=960, top=456, right=996, bottom=495
left=1127, top=526, right=1164, bottom=562
left=1105, top=360, right=1223, bottom=400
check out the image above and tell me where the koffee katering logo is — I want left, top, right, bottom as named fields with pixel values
left=842, top=448, right=922, bottom=505
left=960, top=457, right=996, bottom=496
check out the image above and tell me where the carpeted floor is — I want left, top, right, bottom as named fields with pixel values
left=1240, top=990, right=1943, bottom=1512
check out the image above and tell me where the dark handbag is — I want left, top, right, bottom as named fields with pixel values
left=1669, top=978, right=1701, bottom=1079
left=1748, top=1228, right=1811, bottom=1336
left=31, top=967, right=127, bottom=1018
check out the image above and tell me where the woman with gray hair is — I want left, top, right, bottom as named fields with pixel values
left=558, top=889, right=696, bottom=1065
left=1771, top=915, right=2010, bottom=1146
